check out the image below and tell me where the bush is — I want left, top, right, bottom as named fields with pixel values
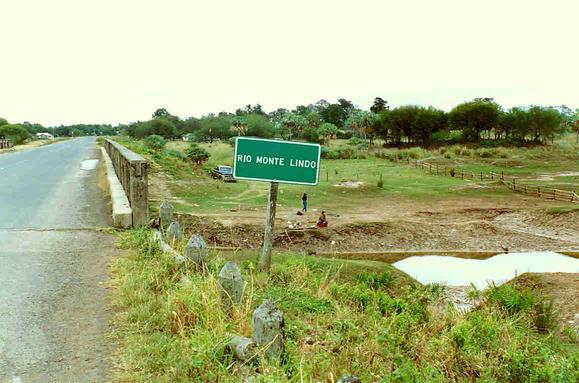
left=144, top=135, right=166, bottom=151
left=320, top=146, right=356, bottom=159
left=164, top=149, right=186, bottom=160
left=0, top=124, right=29, bottom=145
left=336, top=130, right=353, bottom=139
left=347, top=137, right=364, bottom=146
left=185, top=143, right=210, bottom=164
left=376, top=147, right=426, bottom=162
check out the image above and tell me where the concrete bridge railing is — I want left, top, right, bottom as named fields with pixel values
left=0, top=139, right=14, bottom=149
left=103, top=139, right=149, bottom=226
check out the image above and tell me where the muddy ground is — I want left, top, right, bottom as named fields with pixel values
left=176, top=202, right=579, bottom=254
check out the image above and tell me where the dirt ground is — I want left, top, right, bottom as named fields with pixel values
left=175, top=197, right=579, bottom=254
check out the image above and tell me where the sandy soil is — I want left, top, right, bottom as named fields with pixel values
left=176, top=198, right=579, bottom=253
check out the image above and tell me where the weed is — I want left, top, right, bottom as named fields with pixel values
left=112, top=229, right=578, bottom=382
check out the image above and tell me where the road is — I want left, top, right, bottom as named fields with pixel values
left=0, top=137, right=115, bottom=382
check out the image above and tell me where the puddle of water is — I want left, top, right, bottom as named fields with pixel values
left=393, top=252, right=579, bottom=289
left=80, top=159, right=99, bottom=171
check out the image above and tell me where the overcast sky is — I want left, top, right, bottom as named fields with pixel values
left=1, top=0, right=578, bottom=126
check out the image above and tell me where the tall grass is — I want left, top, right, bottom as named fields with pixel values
left=111, top=228, right=578, bottom=382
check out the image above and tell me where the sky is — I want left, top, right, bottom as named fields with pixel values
left=1, top=0, right=578, bottom=126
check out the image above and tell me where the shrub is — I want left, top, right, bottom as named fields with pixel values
left=144, top=135, right=166, bottom=151
left=185, top=144, right=210, bottom=164
left=336, top=130, right=353, bottom=139
left=347, top=137, right=364, bottom=146
left=164, top=149, right=186, bottom=160
left=320, top=146, right=356, bottom=159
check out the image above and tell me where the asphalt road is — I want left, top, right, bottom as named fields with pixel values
left=0, top=138, right=115, bottom=382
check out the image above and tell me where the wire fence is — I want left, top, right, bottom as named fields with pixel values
left=412, top=160, right=579, bottom=203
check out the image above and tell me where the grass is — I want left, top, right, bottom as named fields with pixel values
left=112, top=137, right=521, bottom=215
left=112, top=228, right=579, bottom=382
left=419, top=135, right=579, bottom=190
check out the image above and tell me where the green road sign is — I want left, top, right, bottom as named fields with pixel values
left=233, top=137, right=321, bottom=185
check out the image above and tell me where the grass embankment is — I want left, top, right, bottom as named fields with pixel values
left=112, top=228, right=578, bottom=382
left=113, top=137, right=524, bottom=215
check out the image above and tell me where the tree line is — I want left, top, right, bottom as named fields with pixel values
left=0, top=117, right=118, bottom=145
left=2, top=99, right=577, bottom=146
left=126, top=99, right=578, bottom=146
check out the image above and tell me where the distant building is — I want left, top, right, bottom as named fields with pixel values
left=182, top=133, right=196, bottom=142
left=36, top=132, right=54, bottom=140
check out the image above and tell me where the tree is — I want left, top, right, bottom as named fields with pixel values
left=498, top=108, right=528, bottom=139
left=344, top=111, right=378, bottom=144
left=526, top=106, right=563, bottom=142
left=413, top=107, right=447, bottom=144
left=305, top=112, right=322, bottom=129
left=370, top=97, right=388, bottom=113
left=152, top=108, right=170, bottom=118
left=244, top=114, right=275, bottom=138
left=317, top=122, right=338, bottom=145
left=319, top=103, right=346, bottom=128
left=179, top=117, right=201, bottom=136
left=281, top=112, right=307, bottom=140
left=197, top=115, right=232, bottom=143
left=148, top=118, right=177, bottom=138
left=231, top=116, right=247, bottom=136
left=0, top=118, right=9, bottom=127
left=449, top=100, right=499, bottom=141
left=0, top=124, right=30, bottom=144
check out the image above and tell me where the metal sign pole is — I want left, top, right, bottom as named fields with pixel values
left=261, top=182, right=279, bottom=272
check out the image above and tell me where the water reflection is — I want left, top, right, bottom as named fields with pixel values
left=393, top=252, right=579, bottom=289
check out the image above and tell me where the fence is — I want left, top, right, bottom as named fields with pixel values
left=103, top=139, right=149, bottom=226
left=0, top=139, right=13, bottom=149
left=413, top=161, right=579, bottom=203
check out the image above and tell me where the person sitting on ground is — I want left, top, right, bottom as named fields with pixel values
left=317, top=211, right=327, bottom=227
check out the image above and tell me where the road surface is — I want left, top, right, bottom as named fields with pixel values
left=0, top=138, right=115, bottom=382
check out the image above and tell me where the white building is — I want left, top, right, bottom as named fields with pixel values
left=36, top=132, right=54, bottom=140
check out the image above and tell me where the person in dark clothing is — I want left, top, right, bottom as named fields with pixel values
left=302, top=193, right=308, bottom=212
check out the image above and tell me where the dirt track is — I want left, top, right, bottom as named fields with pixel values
left=177, top=200, right=579, bottom=254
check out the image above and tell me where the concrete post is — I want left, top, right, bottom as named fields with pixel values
left=261, top=182, right=278, bottom=272
left=159, top=201, right=174, bottom=230
left=227, top=334, right=257, bottom=361
left=218, top=262, right=243, bottom=313
left=337, top=376, right=360, bottom=383
left=252, top=300, right=284, bottom=362
left=184, top=234, right=207, bottom=270
left=130, top=161, right=148, bottom=226
left=166, top=221, right=184, bottom=244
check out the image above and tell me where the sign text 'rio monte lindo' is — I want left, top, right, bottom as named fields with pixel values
left=233, top=137, right=321, bottom=185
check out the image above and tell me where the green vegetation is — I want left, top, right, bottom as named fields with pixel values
left=0, top=124, right=29, bottom=144
left=113, top=134, right=577, bottom=215
left=113, top=228, right=578, bottom=382
left=144, top=135, right=167, bottom=151
left=121, top=101, right=576, bottom=149
left=185, top=143, right=210, bottom=164
left=114, top=137, right=517, bottom=214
